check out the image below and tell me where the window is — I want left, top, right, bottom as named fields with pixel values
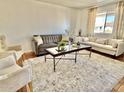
left=94, top=12, right=115, bottom=34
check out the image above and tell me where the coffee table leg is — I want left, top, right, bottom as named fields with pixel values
left=44, top=55, right=46, bottom=62
left=89, top=48, right=92, bottom=58
left=53, top=57, right=56, bottom=72
left=75, top=52, right=77, bottom=63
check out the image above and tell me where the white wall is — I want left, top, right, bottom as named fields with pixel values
left=72, top=8, right=89, bottom=36
left=0, top=0, right=77, bottom=51
left=74, top=9, right=89, bottom=36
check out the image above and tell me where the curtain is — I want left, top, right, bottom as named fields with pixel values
left=87, top=8, right=97, bottom=36
left=113, top=1, right=124, bottom=39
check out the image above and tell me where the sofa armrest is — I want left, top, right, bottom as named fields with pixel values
left=7, top=45, right=22, bottom=51
left=0, top=65, right=32, bottom=81
left=32, top=39, right=39, bottom=55
left=116, top=42, right=124, bottom=56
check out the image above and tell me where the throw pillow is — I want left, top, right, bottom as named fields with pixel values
left=62, top=35, right=69, bottom=41
left=74, top=37, right=83, bottom=43
left=96, top=38, right=107, bottom=45
left=34, top=36, right=43, bottom=45
left=0, top=54, right=16, bottom=70
left=95, top=39, right=107, bottom=45
left=83, top=37, right=89, bottom=42
left=108, top=39, right=115, bottom=45
left=108, top=39, right=123, bottom=48
left=112, top=42, right=118, bottom=48
left=108, top=39, right=122, bottom=45
left=89, top=37, right=97, bottom=42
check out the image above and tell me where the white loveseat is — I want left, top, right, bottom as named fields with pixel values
left=74, top=36, right=124, bottom=57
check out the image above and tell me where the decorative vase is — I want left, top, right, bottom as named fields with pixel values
left=77, top=42, right=80, bottom=46
left=79, top=29, right=82, bottom=36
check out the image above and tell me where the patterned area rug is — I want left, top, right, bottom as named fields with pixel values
left=27, top=50, right=124, bottom=92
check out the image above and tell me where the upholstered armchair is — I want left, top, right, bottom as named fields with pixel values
left=0, top=34, right=23, bottom=61
left=0, top=52, right=32, bottom=92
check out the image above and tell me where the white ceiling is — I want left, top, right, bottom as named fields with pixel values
left=36, top=0, right=119, bottom=9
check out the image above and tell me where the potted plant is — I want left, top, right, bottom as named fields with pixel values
left=58, top=41, right=66, bottom=51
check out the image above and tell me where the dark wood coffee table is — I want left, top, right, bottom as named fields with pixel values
left=45, top=44, right=92, bottom=72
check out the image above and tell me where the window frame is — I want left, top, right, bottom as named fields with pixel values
left=94, top=11, right=115, bottom=34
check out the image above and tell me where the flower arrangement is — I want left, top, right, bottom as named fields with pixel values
left=57, top=41, right=67, bottom=51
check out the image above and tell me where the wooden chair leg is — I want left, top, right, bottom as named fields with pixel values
left=17, top=85, right=28, bottom=92
left=17, top=82, right=32, bottom=92
left=28, top=82, right=33, bottom=92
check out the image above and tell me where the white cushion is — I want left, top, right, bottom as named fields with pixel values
left=108, top=39, right=123, bottom=48
left=112, top=42, right=118, bottom=48
left=87, top=42, right=117, bottom=51
left=83, top=37, right=89, bottom=42
left=88, top=37, right=97, bottom=42
left=108, top=39, right=122, bottom=45
left=75, top=37, right=83, bottom=43
left=103, top=45, right=117, bottom=51
left=0, top=54, right=16, bottom=70
left=95, top=38, right=107, bottom=45
left=34, top=36, right=43, bottom=45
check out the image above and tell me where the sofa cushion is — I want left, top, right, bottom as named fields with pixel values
left=39, top=43, right=57, bottom=48
left=95, top=38, right=107, bottom=45
left=41, top=35, right=62, bottom=44
left=38, top=43, right=57, bottom=52
left=87, top=42, right=117, bottom=51
left=38, top=43, right=57, bottom=55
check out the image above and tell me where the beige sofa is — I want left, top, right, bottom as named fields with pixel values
left=74, top=36, right=124, bottom=57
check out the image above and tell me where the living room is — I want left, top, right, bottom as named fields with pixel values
left=0, top=0, right=124, bottom=92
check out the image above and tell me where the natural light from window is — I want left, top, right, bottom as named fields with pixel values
left=94, top=12, right=115, bottom=34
